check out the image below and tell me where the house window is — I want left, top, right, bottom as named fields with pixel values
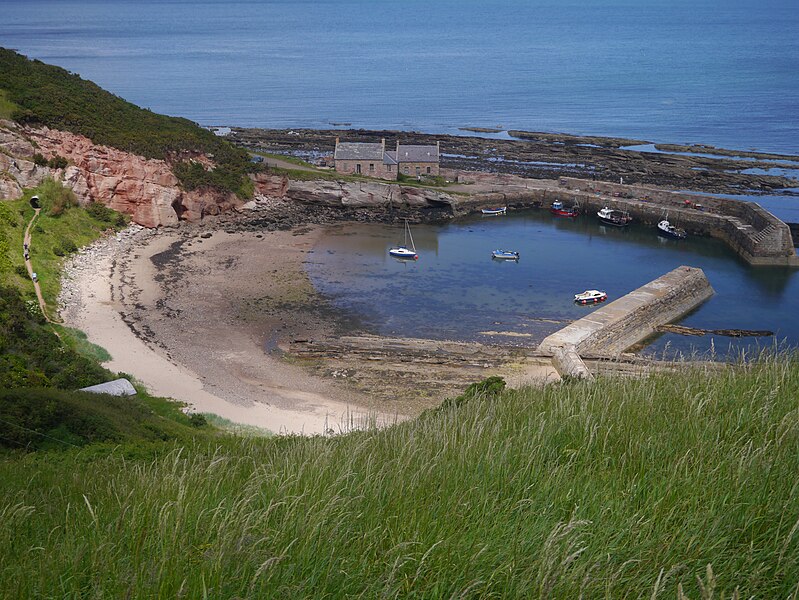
left=416, top=167, right=421, bottom=175
left=426, top=166, right=431, bottom=174
left=404, top=166, right=409, bottom=174
left=387, top=165, right=392, bottom=171
left=369, top=163, right=374, bottom=172
left=356, top=164, right=361, bottom=174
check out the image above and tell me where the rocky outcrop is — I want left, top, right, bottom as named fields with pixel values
left=0, top=121, right=259, bottom=228
left=286, top=179, right=456, bottom=209
left=0, top=123, right=50, bottom=198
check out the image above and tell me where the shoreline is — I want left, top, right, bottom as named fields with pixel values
left=60, top=223, right=402, bottom=435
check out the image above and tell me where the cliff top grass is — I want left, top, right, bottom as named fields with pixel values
left=1, top=356, right=798, bottom=598
left=0, top=48, right=256, bottom=197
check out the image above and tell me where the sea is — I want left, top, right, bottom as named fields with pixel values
left=2, top=0, right=799, bottom=155
left=3, top=0, right=799, bottom=355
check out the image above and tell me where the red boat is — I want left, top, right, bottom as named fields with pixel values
left=550, top=200, right=579, bottom=217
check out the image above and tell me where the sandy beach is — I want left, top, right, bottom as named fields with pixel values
left=60, top=223, right=401, bottom=435
left=60, top=210, right=558, bottom=435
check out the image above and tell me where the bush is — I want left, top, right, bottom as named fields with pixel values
left=32, top=152, right=48, bottom=166
left=0, top=285, right=111, bottom=390
left=189, top=413, right=208, bottom=428
left=14, top=264, right=28, bottom=278
left=36, top=177, right=77, bottom=216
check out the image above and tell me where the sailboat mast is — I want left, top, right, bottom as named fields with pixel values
left=406, top=220, right=416, bottom=252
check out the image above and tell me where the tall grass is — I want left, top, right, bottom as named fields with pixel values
left=1, top=357, right=798, bottom=598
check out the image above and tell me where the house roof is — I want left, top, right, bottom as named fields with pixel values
left=79, top=378, right=137, bottom=396
left=383, top=151, right=398, bottom=165
left=397, top=144, right=439, bottom=163
left=334, top=142, right=384, bottom=161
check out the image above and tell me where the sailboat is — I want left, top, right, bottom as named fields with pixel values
left=389, top=219, right=419, bottom=259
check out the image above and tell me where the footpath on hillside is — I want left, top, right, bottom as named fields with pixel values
left=23, top=206, right=62, bottom=326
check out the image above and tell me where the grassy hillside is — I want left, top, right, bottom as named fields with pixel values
left=0, top=181, right=123, bottom=388
left=0, top=48, right=256, bottom=198
left=1, top=358, right=797, bottom=598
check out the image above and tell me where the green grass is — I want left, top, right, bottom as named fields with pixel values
left=253, top=150, right=318, bottom=168
left=2, top=181, right=127, bottom=307
left=60, top=326, right=112, bottom=362
left=0, top=184, right=128, bottom=389
left=0, top=89, right=18, bottom=119
left=1, top=357, right=798, bottom=597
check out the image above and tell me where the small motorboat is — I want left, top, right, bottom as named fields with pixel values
left=574, top=289, right=608, bottom=305
left=389, top=219, right=419, bottom=260
left=491, top=249, right=520, bottom=261
left=657, top=219, right=687, bottom=240
left=597, top=206, right=632, bottom=227
left=550, top=200, right=579, bottom=217
left=482, top=206, right=507, bottom=215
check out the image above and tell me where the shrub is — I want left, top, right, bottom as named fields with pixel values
left=32, top=152, right=48, bottom=166
left=36, top=177, right=77, bottom=216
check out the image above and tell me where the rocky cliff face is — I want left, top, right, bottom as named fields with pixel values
left=286, top=179, right=456, bottom=209
left=1, top=119, right=454, bottom=226
left=0, top=121, right=285, bottom=227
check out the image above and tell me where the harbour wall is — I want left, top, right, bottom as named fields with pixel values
left=539, top=266, right=715, bottom=379
left=468, top=177, right=798, bottom=267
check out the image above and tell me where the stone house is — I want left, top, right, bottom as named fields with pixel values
left=334, top=138, right=440, bottom=180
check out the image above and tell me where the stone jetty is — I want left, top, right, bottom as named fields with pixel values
left=539, top=266, right=715, bottom=379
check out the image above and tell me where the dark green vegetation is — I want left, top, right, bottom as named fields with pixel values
left=2, top=358, right=798, bottom=598
left=0, top=387, right=209, bottom=451
left=0, top=182, right=127, bottom=390
left=0, top=48, right=257, bottom=198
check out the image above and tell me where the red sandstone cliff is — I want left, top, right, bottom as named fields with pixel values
left=0, top=120, right=287, bottom=227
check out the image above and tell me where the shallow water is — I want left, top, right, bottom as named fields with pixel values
left=306, top=210, right=799, bottom=358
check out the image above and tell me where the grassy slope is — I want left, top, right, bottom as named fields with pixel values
left=0, top=48, right=255, bottom=197
left=1, top=359, right=797, bottom=598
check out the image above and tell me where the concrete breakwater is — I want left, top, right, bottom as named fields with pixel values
left=539, top=266, right=715, bottom=379
left=465, top=175, right=798, bottom=267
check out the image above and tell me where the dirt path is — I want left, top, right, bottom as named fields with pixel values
left=23, top=207, right=62, bottom=326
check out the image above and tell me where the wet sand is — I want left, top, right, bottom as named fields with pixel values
left=61, top=225, right=400, bottom=435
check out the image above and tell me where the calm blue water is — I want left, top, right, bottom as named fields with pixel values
left=2, top=0, right=798, bottom=154
left=306, top=212, right=799, bottom=357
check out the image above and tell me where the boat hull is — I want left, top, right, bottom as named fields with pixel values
left=551, top=207, right=579, bottom=217
left=482, top=207, right=507, bottom=215
left=389, top=247, right=418, bottom=259
left=573, top=290, right=608, bottom=305
left=657, top=221, right=687, bottom=239
left=492, top=250, right=519, bottom=260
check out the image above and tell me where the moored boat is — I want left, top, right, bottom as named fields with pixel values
left=657, top=219, right=687, bottom=239
left=597, top=206, right=632, bottom=227
left=573, top=289, right=608, bottom=305
left=491, top=249, right=520, bottom=261
left=550, top=200, right=579, bottom=217
left=482, top=206, right=507, bottom=215
left=389, top=219, right=419, bottom=260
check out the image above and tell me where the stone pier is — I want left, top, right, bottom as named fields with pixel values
left=539, top=266, right=715, bottom=379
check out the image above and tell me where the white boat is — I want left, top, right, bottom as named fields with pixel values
left=657, top=219, right=687, bottom=239
left=597, top=206, right=632, bottom=227
left=389, top=220, right=419, bottom=260
left=574, top=289, right=608, bottom=305
left=481, top=206, right=507, bottom=215
left=491, top=249, right=519, bottom=260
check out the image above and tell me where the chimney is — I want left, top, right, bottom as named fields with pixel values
left=436, top=140, right=440, bottom=154
left=335, top=136, right=340, bottom=146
